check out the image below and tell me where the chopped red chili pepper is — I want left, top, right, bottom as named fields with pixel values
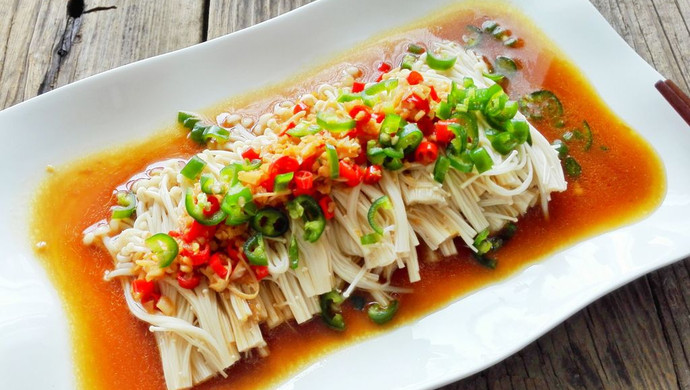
left=183, top=221, right=217, bottom=243
left=293, top=170, right=314, bottom=193
left=349, top=105, right=372, bottom=126
left=407, top=71, right=424, bottom=85
left=209, top=252, right=230, bottom=279
left=293, top=102, right=309, bottom=114
left=429, top=86, right=441, bottom=102
left=300, top=147, right=323, bottom=171
left=180, top=242, right=210, bottom=266
left=416, top=115, right=435, bottom=136
left=270, top=156, right=300, bottom=176
left=280, top=121, right=297, bottom=136
left=372, top=113, right=386, bottom=123
left=405, top=93, right=430, bottom=112
left=177, top=272, right=201, bottom=289
left=338, top=160, right=364, bottom=187
left=132, top=279, right=159, bottom=303
left=435, top=120, right=457, bottom=144
left=352, top=82, right=365, bottom=93
left=242, top=148, right=260, bottom=161
left=354, top=139, right=369, bottom=165
left=251, top=265, right=270, bottom=281
left=414, top=141, right=439, bottom=165
left=202, top=195, right=221, bottom=217
left=319, top=195, right=335, bottom=220
left=363, top=165, right=383, bottom=185
left=378, top=62, right=392, bottom=72
left=227, top=247, right=244, bottom=263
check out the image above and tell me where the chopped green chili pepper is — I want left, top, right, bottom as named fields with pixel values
left=287, top=195, right=326, bottom=242
left=180, top=155, right=206, bottom=180
left=146, top=233, right=179, bottom=268
left=221, top=185, right=257, bottom=225
left=185, top=189, right=227, bottom=226
left=582, top=121, right=593, bottom=151
left=325, top=144, right=339, bottom=179
left=383, top=147, right=404, bottom=159
left=244, top=233, right=268, bottom=266
left=337, top=92, right=362, bottom=103
left=491, top=132, right=519, bottom=155
left=320, top=290, right=345, bottom=331
left=363, top=79, right=398, bottom=96
left=448, top=150, right=474, bottom=173
left=316, top=111, right=356, bottom=132
left=288, top=235, right=299, bottom=269
left=367, top=141, right=386, bottom=165
left=473, top=228, right=492, bottom=255
left=400, top=53, right=417, bottom=70
left=473, top=252, right=498, bottom=269
left=201, top=173, right=226, bottom=195
left=202, top=125, right=230, bottom=143
left=518, top=90, right=563, bottom=121
left=380, top=113, right=402, bottom=135
left=492, top=26, right=508, bottom=39
left=552, top=139, right=569, bottom=160
left=178, top=111, right=199, bottom=127
left=189, top=122, right=208, bottom=144
left=470, top=147, right=494, bottom=173
left=250, top=207, right=289, bottom=237
left=495, top=56, right=518, bottom=74
left=463, top=25, right=483, bottom=48
left=452, top=112, right=479, bottom=150
left=383, top=157, right=404, bottom=171
left=507, top=120, right=529, bottom=144
left=503, top=36, right=519, bottom=47
left=433, top=155, right=451, bottom=183
left=367, top=300, right=399, bottom=324
left=564, top=156, right=582, bottom=178
left=367, top=196, right=392, bottom=235
left=273, top=172, right=294, bottom=193
left=482, top=20, right=499, bottom=32
left=360, top=233, right=380, bottom=245
left=287, top=121, right=321, bottom=137
left=483, top=72, right=505, bottom=83
left=426, top=51, right=457, bottom=70
left=408, top=43, right=425, bottom=54
left=436, top=101, right=453, bottom=120
left=395, top=123, right=423, bottom=155
left=111, top=191, right=137, bottom=219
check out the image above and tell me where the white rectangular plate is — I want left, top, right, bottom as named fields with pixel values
left=1, top=0, right=689, bottom=389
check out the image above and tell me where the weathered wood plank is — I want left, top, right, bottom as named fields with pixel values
left=207, top=0, right=314, bottom=39
left=0, top=0, right=65, bottom=108
left=50, top=0, right=205, bottom=92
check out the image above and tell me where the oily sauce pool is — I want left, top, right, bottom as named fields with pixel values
left=31, top=3, right=664, bottom=390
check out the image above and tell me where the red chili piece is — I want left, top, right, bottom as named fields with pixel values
left=338, top=161, right=363, bottom=187
left=251, top=265, right=270, bottom=281
left=363, top=165, right=383, bottom=185
left=209, top=252, right=230, bottom=279
left=183, top=221, right=217, bottom=243
left=132, top=279, right=159, bottom=303
left=434, top=120, right=457, bottom=144
left=242, top=148, right=260, bottom=161
left=177, top=272, right=201, bottom=289
left=352, top=82, right=365, bottom=93
left=293, top=102, right=309, bottom=114
left=414, top=141, right=439, bottom=165
left=407, top=71, right=424, bottom=85
left=202, top=196, right=221, bottom=217
left=319, top=196, right=335, bottom=220
left=348, top=105, right=372, bottom=126
left=429, top=86, right=441, bottom=102
left=405, top=93, right=430, bottom=112
left=378, top=62, right=392, bottom=73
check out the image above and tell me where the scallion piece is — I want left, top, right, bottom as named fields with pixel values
left=180, top=155, right=206, bottom=180
left=426, top=51, right=457, bottom=70
left=583, top=120, right=593, bottom=151
left=367, top=196, right=392, bottom=235
left=326, top=144, right=339, bottom=179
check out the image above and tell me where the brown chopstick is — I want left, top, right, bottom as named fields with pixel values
left=655, top=79, right=690, bottom=126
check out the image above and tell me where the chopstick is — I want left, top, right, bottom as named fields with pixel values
left=655, top=79, right=690, bottom=126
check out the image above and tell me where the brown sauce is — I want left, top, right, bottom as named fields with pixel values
left=31, top=3, right=664, bottom=390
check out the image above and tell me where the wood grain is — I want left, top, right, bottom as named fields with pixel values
left=0, top=0, right=689, bottom=389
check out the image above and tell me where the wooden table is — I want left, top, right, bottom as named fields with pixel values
left=1, top=0, right=688, bottom=388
